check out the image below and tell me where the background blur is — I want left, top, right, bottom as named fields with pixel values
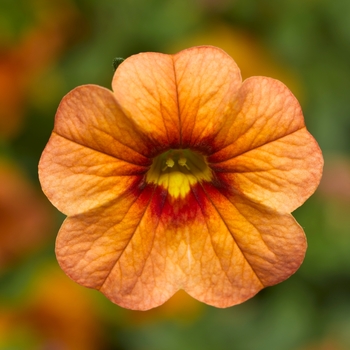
left=1, top=0, right=350, bottom=349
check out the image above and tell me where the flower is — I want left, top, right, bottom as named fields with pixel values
left=39, top=46, right=323, bottom=310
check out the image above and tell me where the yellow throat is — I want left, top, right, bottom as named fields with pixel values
left=146, top=149, right=212, bottom=198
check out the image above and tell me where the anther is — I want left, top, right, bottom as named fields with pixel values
left=162, top=157, right=175, bottom=171
left=178, top=157, right=190, bottom=170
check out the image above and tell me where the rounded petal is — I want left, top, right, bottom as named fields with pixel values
left=209, top=76, right=306, bottom=160
left=112, top=52, right=181, bottom=149
left=172, top=46, right=242, bottom=149
left=39, top=133, right=147, bottom=216
left=56, top=186, right=183, bottom=310
left=55, top=189, right=148, bottom=293
left=112, top=46, right=242, bottom=151
left=208, top=76, right=323, bottom=212
left=52, top=84, right=153, bottom=161
left=199, top=183, right=306, bottom=289
left=182, top=183, right=306, bottom=307
left=211, top=128, right=323, bottom=212
left=39, top=85, right=152, bottom=216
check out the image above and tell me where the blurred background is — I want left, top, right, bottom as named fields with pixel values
left=1, top=0, right=350, bottom=349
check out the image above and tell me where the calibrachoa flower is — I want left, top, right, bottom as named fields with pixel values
left=39, top=46, right=323, bottom=310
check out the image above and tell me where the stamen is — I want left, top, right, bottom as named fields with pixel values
left=178, top=157, right=190, bottom=170
left=162, top=157, right=175, bottom=171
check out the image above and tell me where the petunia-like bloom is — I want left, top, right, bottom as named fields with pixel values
left=39, top=46, right=323, bottom=310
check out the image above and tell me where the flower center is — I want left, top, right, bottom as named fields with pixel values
left=146, top=149, right=212, bottom=198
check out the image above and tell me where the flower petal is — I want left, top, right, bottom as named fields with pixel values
left=210, top=128, right=323, bottom=212
left=52, top=84, right=153, bottom=161
left=56, top=185, right=183, bottom=310
left=39, top=133, right=147, bottom=216
left=112, top=52, right=181, bottom=149
left=208, top=76, right=306, bottom=160
left=172, top=46, right=242, bottom=149
left=38, top=85, right=153, bottom=216
left=172, top=183, right=306, bottom=307
left=207, top=76, right=323, bottom=212
left=112, top=46, right=242, bottom=151
left=185, top=182, right=306, bottom=306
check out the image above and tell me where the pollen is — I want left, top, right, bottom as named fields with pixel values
left=162, top=156, right=175, bottom=171
left=178, top=156, right=190, bottom=170
left=146, top=149, right=212, bottom=198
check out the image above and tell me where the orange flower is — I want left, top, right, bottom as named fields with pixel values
left=39, top=46, right=323, bottom=310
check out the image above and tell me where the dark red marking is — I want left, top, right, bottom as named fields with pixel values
left=125, top=159, right=237, bottom=228
left=146, top=176, right=233, bottom=227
